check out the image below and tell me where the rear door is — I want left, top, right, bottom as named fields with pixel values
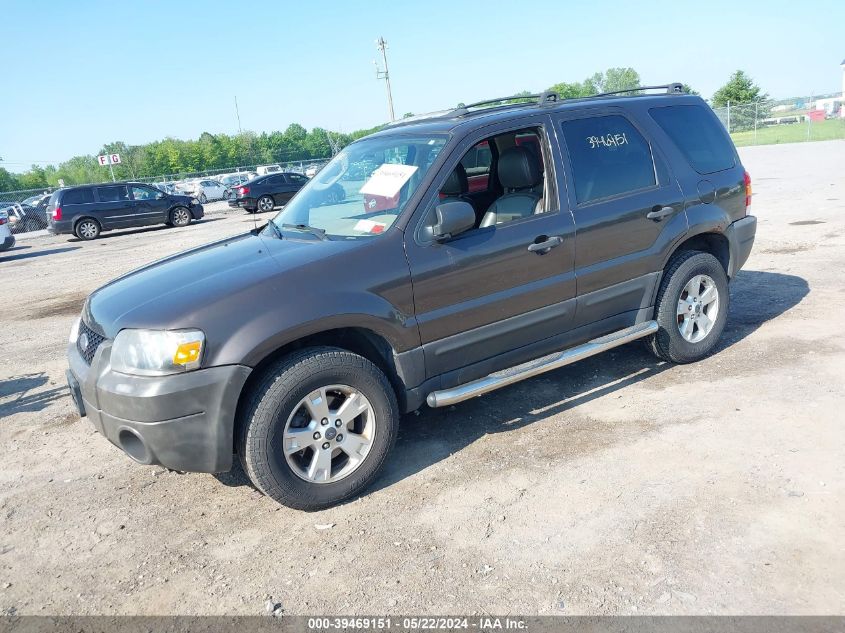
left=93, top=185, right=132, bottom=228
left=285, top=173, right=309, bottom=199
left=129, top=184, right=171, bottom=225
left=554, top=108, right=685, bottom=327
left=264, top=174, right=288, bottom=202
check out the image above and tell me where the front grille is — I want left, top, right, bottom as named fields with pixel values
left=77, top=321, right=105, bottom=365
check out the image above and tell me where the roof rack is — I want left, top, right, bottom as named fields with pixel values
left=452, top=91, right=558, bottom=117
left=383, top=83, right=684, bottom=128
left=590, top=83, right=684, bottom=98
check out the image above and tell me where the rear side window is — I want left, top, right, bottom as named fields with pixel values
left=96, top=185, right=129, bottom=202
left=62, top=188, right=95, bottom=205
left=560, top=115, right=656, bottom=204
left=649, top=105, right=736, bottom=174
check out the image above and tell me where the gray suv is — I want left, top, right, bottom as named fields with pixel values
left=65, top=85, right=757, bottom=509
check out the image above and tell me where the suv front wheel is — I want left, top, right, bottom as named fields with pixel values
left=238, top=347, right=399, bottom=510
left=648, top=250, right=729, bottom=364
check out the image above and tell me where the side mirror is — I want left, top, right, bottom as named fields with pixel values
left=431, top=201, right=475, bottom=242
left=156, top=192, right=166, bottom=199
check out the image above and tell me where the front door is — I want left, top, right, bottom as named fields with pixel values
left=405, top=118, right=577, bottom=377
left=554, top=109, right=685, bottom=326
left=129, top=184, right=171, bottom=225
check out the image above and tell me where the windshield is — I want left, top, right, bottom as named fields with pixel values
left=267, top=134, right=446, bottom=239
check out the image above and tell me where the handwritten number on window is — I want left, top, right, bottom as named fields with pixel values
left=586, top=132, right=629, bottom=149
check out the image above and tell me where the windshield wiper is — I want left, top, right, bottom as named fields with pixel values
left=281, top=223, right=328, bottom=240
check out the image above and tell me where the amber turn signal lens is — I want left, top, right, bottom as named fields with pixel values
left=173, top=341, right=202, bottom=366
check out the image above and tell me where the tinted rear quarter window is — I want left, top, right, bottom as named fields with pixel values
left=560, top=114, right=657, bottom=204
left=649, top=105, right=736, bottom=174
left=62, top=188, right=95, bottom=205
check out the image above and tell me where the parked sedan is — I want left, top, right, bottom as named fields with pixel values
left=228, top=172, right=310, bottom=213
left=216, top=172, right=255, bottom=189
left=176, top=179, right=229, bottom=203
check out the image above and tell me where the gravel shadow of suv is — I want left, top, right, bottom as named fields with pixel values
left=65, top=84, right=756, bottom=509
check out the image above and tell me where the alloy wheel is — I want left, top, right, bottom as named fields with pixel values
left=677, top=274, right=720, bottom=343
left=78, top=221, right=98, bottom=239
left=282, top=385, right=376, bottom=484
left=172, top=208, right=190, bottom=226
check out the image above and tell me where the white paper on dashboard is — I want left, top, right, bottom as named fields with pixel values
left=360, top=164, right=418, bottom=198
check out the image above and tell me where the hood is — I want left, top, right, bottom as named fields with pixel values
left=84, top=230, right=359, bottom=337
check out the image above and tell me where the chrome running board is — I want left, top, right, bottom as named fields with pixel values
left=426, top=320, right=658, bottom=408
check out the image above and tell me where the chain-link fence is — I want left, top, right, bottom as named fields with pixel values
left=0, top=157, right=331, bottom=236
left=712, top=95, right=845, bottom=147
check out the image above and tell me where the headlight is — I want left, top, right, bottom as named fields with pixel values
left=69, top=317, right=81, bottom=344
left=111, top=329, right=205, bottom=376
left=191, top=197, right=200, bottom=205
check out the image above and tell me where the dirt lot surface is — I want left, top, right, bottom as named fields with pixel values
left=1, top=141, right=843, bottom=616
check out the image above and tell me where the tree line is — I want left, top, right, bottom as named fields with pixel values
left=1, top=68, right=766, bottom=192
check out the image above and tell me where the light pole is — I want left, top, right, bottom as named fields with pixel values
left=374, top=37, right=395, bottom=122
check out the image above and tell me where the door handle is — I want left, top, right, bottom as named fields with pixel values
left=527, top=235, right=563, bottom=254
left=646, top=206, right=675, bottom=221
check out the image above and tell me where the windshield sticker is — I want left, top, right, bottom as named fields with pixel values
left=587, top=133, right=629, bottom=149
left=353, top=219, right=387, bottom=234
left=360, top=163, right=418, bottom=198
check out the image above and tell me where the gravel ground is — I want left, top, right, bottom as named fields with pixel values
left=0, top=141, right=843, bottom=616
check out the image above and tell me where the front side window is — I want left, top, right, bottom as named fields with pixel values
left=560, top=115, right=656, bottom=204
left=130, top=185, right=159, bottom=200
left=268, top=134, right=446, bottom=239
left=459, top=141, right=492, bottom=193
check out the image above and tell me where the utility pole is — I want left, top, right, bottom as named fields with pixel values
left=234, top=96, right=243, bottom=133
left=374, top=37, right=395, bottom=122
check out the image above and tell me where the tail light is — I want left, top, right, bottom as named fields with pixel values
left=52, top=206, right=62, bottom=220
left=238, top=186, right=249, bottom=196
left=744, top=171, right=752, bottom=208
left=0, top=215, right=6, bottom=226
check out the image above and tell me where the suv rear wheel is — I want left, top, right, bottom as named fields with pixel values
left=238, top=347, right=399, bottom=510
left=75, top=218, right=101, bottom=241
left=648, top=250, right=729, bottom=363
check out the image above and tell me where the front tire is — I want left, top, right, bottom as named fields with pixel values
left=647, top=251, right=729, bottom=364
left=238, top=347, right=399, bottom=510
left=169, top=206, right=192, bottom=227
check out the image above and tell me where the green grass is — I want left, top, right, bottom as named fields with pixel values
left=731, top=118, right=845, bottom=147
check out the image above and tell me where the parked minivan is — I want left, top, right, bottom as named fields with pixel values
left=48, top=182, right=205, bottom=240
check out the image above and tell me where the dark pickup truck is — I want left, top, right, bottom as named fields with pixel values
left=66, top=85, right=757, bottom=510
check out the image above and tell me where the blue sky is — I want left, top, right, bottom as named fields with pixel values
left=2, top=0, right=843, bottom=169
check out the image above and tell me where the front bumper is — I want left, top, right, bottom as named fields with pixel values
left=726, top=215, right=757, bottom=278
left=67, top=334, right=251, bottom=473
left=0, top=234, right=14, bottom=251
left=190, top=203, right=205, bottom=219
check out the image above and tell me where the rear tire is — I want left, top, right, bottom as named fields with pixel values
left=198, top=193, right=207, bottom=204
left=74, top=218, right=101, bottom=241
left=257, top=195, right=275, bottom=213
left=237, top=347, right=399, bottom=510
left=647, top=251, right=729, bottom=364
